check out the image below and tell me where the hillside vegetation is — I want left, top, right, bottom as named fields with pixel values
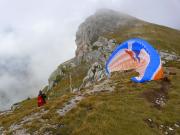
left=105, top=22, right=180, bottom=55
left=0, top=9, right=180, bottom=135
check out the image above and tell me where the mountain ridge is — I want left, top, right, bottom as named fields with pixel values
left=0, top=9, right=180, bottom=135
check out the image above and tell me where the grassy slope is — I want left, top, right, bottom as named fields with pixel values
left=47, top=62, right=89, bottom=99
left=55, top=23, right=180, bottom=135
left=105, top=21, right=180, bottom=54
left=57, top=66, right=180, bottom=135
left=0, top=23, right=180, bottom=134
left=0, top=63, right=89, bottom=133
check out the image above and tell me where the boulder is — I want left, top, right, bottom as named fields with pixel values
left=72, top=88, right=79, bottom=94
left=11, top=103, right=21, bottom=111
left=80, top=62, right=105, bottom=88
left=160, top=51, right=180, bottom=63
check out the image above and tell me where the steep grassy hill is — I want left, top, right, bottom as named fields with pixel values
left=56, top=68, right=180, bottom=135
left=0, top=9, right=180, bottom=135
left=105, top=22, right=180, bottom=54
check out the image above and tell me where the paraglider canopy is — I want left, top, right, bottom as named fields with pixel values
left=105, top=38, right=163, bottom=83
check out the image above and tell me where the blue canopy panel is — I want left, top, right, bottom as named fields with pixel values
left=105, top=38, right=163, bottom=83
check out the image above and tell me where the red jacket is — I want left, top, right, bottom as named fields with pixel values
left=37, top=95, right=46, bottom=107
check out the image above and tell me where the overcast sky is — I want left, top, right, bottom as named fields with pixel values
left=0, top=0, right=180, bottom=110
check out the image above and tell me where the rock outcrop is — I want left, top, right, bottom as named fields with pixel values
left=48, top=58, right=77, bottom=90
left=75, top=9, right=139, bottom=63
left=47, top=9, right=180, bottom=93
left=47, top=9, right=180, bottom=92
left=160, top=51, right=180, bottom=64
left=9, top=109, right=48, bottom=135
left=11, top=103, right=21, bottom=111
left=1, top=8, right=180, bottom=135
left=80, top=62, right=105, bottom=88
left=48, top=9, right=137, bottom=90
left=57, top=79, right=114, bottom=116
left=78, top=37, right=117, bottom=64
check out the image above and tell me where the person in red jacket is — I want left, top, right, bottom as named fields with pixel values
left=37, top=90, right=47, bottom=107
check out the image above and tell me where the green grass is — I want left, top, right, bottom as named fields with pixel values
left=105, top=22, right=180, bottom=55
left=47, top=62, right=89, bottom=99
left=56, top=66, right=180, bottom=135
left=0, top=62, right=89, bottom=134
left=0, top=98, right=38, bottom=128
left=1, top=65, right=180, bottom=134
left=1, top=61, right=180, bottom=135
left=1, top=20, right=180, bottom=134
left=0, top=93, right=72, bottom=132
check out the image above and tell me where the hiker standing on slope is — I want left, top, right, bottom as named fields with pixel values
left=37, top=90, right=47, bottom=107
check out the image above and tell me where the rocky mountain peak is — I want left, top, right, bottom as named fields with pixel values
left=1, top=8, right=180, bottom=135
left=75, top=9, right=138, bottom=60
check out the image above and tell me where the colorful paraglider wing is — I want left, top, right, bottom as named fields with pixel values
left=105, top=38, right=163, bottom=83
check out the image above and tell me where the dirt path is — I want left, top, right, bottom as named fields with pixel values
left=57, top=79, right=114, bottom=116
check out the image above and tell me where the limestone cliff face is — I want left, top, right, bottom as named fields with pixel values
left=48, top=9, right=138, bottom=87
left=75, top=9, right=138, bottom=61
left=48, top=9, right=180, bottom=90
left=1, top=9, right=180, bottom=135
left=48, top=58, right=77, bottom=89
left=47, top=9, right=153, bottom=88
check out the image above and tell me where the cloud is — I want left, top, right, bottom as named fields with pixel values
left=0, top=0, right=179, bottom=110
